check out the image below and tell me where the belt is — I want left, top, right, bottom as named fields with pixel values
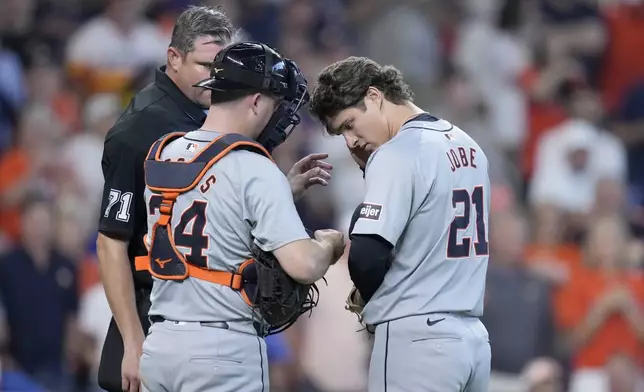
left=149, top=315, right=263, bottom=335
left=149, top=315, right=228, bottom=329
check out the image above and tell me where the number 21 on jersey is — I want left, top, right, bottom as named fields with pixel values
left=447, top=186, right=488, bottom=258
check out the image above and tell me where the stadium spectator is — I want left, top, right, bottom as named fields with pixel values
left=530, top=83, right=625, bottom=239
left=65, top=0, right=168, bottom=96
left=482, top=210, right=556, bottom=388
left=555, top=216, right=644, bottom=392
left=0, top=105, right=64, bottom=244
left=0, top=194, right=79, bottom=391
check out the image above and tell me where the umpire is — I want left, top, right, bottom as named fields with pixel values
left=96, top=6, right=235, bottom=392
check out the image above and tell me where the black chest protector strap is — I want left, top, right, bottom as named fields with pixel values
left=134, top=132, right=272, bottom=297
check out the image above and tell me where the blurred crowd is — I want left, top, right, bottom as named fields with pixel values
left=0, top=0, right=644, bottom=391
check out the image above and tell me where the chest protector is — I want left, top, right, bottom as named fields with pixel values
left=134, top=132, right=271, bottom=303
left=135, top=132, right=320, bottom=336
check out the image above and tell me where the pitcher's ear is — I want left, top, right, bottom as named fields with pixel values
left=365, top=87, right=383, bottom=105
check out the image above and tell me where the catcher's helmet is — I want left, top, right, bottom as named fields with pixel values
left=193, top=41, right=309, bottom=153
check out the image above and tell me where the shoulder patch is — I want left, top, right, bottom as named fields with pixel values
left=358, top=203, right=383, bottom=221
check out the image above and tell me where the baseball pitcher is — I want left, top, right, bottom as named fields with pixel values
left=310, top=56, right=491, bottom=392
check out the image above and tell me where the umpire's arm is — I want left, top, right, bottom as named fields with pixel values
left=96, top=137, right=144, bottom=348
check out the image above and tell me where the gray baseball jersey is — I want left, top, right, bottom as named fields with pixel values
left=352, top=115, right=490, bottom=326
left=143, top=129, right=310, bottom=323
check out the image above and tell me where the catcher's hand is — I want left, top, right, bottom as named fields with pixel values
left=345, top=286, right=366, bottom=322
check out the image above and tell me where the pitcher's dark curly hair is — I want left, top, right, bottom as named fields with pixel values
left=309, top=57, right=413, bottom=134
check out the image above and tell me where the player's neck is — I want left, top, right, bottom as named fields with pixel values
left=202, top=107, right=253, bottom=139
left=388, top=102, right=425, bottom=139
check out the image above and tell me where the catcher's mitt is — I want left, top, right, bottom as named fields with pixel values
left=243, top=243, right=321, bottom=336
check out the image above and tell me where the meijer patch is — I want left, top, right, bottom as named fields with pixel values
left=359, top=203, right=383, bottom=220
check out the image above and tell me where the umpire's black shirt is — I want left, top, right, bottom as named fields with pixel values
left=97, top=66, right=206, bottom=391
left=99, top=66, right=206, bottom=289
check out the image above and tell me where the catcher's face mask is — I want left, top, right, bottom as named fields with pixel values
left=192, top=42, right=310, bottom=153
left=257, top=60, right=310, bottom=153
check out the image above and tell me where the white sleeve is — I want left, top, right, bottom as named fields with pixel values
left=239, top=153, right=310, bottom=252
left=351, top=145, right=417, bottom=246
